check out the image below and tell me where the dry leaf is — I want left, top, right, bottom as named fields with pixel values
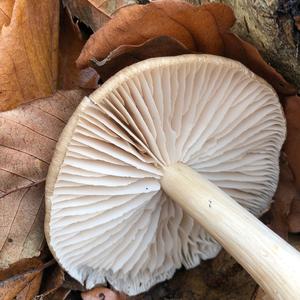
left=77, top=0, right=296, bottom=96
left=36, top=265, right=65, bottom=299
left=221, top=33, right=297, bottom=96
left=63, top=0, right=136, bottom=32
left=0, top=258, right=45, bottom=300
left=81, top=287, right=127, bottom=300
left=76, top=1, right=233, bottom=67
left=284, top=95, right=300, bottom=233
left=0, top=1, right=14, bottom=28
left=58, top=8, right=99, bottom=90
left=284, top=96, right=300, bottom=190
left=269, top=156, right=296, bottom=238
left=43, top=288, right=70, bottom=300
left=0, top=90, right=87, bottom=267
left=258, top=96, right=300, bottom=238
left=92, top=36, right=193, bottom=81
left=0, top=0, right=60, bottom=111
left=62, top=273, right=86, bottom=292
left=288, top=199, right=300, bottom=233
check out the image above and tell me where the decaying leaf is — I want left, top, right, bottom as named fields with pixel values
left=82, top=287, right=127, bottom=300
left=62, top=273, right=86, bottom=292
left=288, top=199, right=300, bottom=233
left=76, top=0, right=296, bottom=96
left=58, top=8, right=99, bottom=90
left=261, top=95, right=300, bottom=237
left=269, top=156, right=297, bottom=239
left=43, top=288, right=70, bottom=300
left=76, top=1, right=234, bottom=67
left=0, top=0, right=60, bottom=111
left=63, top=0, right=136, bottom=32
left=0, top=258, right=49, bottom=300
left=284, top=96, right=300, bottom=190
left=36, top=264, right=65, bottom=299
left=0, top=90, right=87, bottom=267
left=91, top=36, right=193, bottom=81
left=283, top=95, right=300, bottom=233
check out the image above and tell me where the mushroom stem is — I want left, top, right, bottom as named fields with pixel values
left=161, top=163, right=300, bottom=300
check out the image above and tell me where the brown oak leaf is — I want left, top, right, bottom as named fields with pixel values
left=91, top=36, right=193, bottom=81
left=76, top=0, right=296, bottom=97
left=0, top=90, right=87, bottom=267
left=0, top=0, right=60, bottom=111
left=0, top=258, right=54, bottom=300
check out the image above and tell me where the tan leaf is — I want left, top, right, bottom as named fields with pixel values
left=58, top=8, right=99, bottom=90
left=81, top=287, right=127, bottom=300
left=63, top=0, right=136, bottom=32
left=0, top=258, right=48, bottom=300
left=0, top=1, right=14, bottom=28
left=76, top=0, right=296, bottom=96
left=0, top=0, right=60, bottom=111
left=76, top=1, right=232, bottom=67
left=0, top=90, right=87, bottom=267
left=15, top=274, right=42, bottom=300
left=91, top=36, right=193, bottom=81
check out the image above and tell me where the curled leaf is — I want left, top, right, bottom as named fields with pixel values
left=77, top=0, right=295, bottom=96
left=91, top=36, right=193, bottom=81
left=76, top=1, right=234, bottom=68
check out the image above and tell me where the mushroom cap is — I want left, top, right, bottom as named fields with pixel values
left=45, top=54, right=286, bottom=295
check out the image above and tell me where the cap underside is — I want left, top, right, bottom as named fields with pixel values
left=45, top=54, right=285, bottom=295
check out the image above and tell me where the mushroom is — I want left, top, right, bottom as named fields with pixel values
left=45, top=55, right=300, bottom=299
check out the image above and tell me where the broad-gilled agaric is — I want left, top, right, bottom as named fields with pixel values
left=45, top=55, right=300, bottom=299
